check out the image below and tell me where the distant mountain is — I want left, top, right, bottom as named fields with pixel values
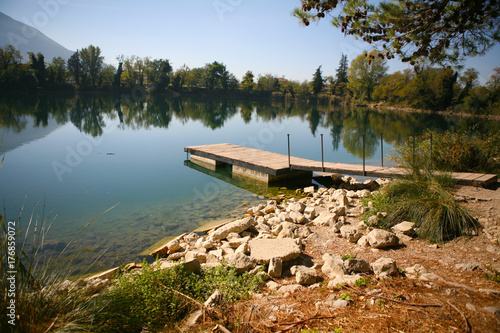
left=0, top=12, right=74, bottom=62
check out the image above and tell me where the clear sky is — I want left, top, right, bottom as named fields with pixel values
left=1, top=0, right=499, bottom=83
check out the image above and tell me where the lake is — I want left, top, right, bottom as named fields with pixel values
left=1, top=93, right=498, bottom=273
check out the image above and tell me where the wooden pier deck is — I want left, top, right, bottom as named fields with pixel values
left=184, top=143, right=498, bottom=187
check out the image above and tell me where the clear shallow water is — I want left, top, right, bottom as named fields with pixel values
left=1, top=93, right=498, bottom=272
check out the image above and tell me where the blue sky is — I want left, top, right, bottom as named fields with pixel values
left=1, top=0, right=499, bottom=83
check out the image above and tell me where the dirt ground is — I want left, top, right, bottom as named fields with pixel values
left=192, top=183, right=500, bottom=333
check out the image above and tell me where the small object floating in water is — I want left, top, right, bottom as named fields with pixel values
left=106, top=153, right=116, bottom=155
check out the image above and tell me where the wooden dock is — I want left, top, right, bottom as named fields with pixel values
left=184, top=143, right=498, bottom=187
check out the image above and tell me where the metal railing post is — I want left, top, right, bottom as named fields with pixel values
left=287, top=134, right=291, bottom=169
left=380, top=133, right=384, bottom=167
left=363, top=134, right=366, bottom=176
left=321, top=134, right=325, bottom=172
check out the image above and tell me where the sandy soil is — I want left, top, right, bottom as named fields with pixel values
left=190, top=183, right=500, bottom=333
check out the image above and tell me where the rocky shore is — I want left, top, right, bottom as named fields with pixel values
left=80, top=175, right=500, bottom=332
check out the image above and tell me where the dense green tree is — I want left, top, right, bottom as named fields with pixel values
left=80, top=45, right=103, bottom=87
left=68, top=51, right=82, bottom=85
left=145, top=58, right=172, bottom=91
left=0, top=45, right=35, bottom=92
left=0, top=44, right=22, bottom=69
left=455, top=68, right=479, bottom=103
left=100, top=65, right=116, bottom=87
left=294, top=0, right=500, bottom=65
left=204, top=61, right=228, bottom=90
left=172, top=64, right=189, bottom=91
left=310, top=65, right=325, bottom=95
left=185, top=67, right=204, bottom=88
left=47, top=57, right=66, bottom=85
left=348, top=51, right=387, bottom=101
left=332, top=53, right=349, bottom=96
left=28, top=52, right=46, bottom=87
left=241, top=70, right=255, bottom=91
left=373, top=69, right=414, bottom=104
left=257, top=74, right=279, bottom=92
left=113, top=62, right=123, bottom=89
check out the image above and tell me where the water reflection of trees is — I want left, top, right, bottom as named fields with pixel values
left=1, top=94, right=498, bottom=158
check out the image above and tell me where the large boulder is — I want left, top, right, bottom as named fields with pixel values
left=371, top=257, right=399, bottom=276
left=227, top=253, right=256, bottom=274
left=391, top=221, right=415, bottom=236
left=343, top=259, right=370, bottom=274
left=249, top=238, right=301, bottom=264
left=321, top=253, right=345, bottom=279
left=367, top=229, right=399, bottom=249
left=208, top=217, right=255, bottom=242
left=340, top=225, right=363, bottom=243
left=294, top=266, right=319, bottom=285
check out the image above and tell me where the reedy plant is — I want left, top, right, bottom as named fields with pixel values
left=370, top=133, right=481, bottom=243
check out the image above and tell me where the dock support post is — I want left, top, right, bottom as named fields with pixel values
left=321, top=134, right=325, bottom=172
left=363, top=134, right=366, bottom=176
left=380, top=133, right=384, bottom=167
left=287, top=134, right=291, bottom=170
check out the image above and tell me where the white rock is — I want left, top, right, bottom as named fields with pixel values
left=371, top=257, right=398, bottom=276
left=391, top=221, right=415, bottom=236
left=288, top=202, right=306, bottom=213
left=268, top=257, right=283, bottom=278
left=321, top=253, right=345, bottom=279
left=357, top=235, right=370, bottom=247
left=367, top=229, right=399, bottom=248
left=344, top=258, right=370, bottom=273
left=227, top=253, right=256, bottom=274
left=208, top=217, right=255, bottom=242
left=340, top=225, right=363, bottom=243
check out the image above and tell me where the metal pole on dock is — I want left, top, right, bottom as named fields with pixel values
left=363, top=134, right=366, bottom=176
left=287, top=134, right=291, bottom=169
left=321, top=134, right=325, bottom=172
left=380, top=133, right=384, bottom=167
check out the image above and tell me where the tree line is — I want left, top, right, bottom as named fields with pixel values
left=0, top=43, right=498, bottom=115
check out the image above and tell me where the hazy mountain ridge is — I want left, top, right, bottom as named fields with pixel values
left=0, top=11, right=74, bottom=62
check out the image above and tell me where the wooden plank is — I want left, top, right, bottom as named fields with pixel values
left=185, top=144, right=494, bottom=187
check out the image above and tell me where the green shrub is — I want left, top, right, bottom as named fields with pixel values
left=91, top=262, right=265, bottom=332
left=378, top=135, right=482, bottom=243
left=392, top=130, right=500, bottom=175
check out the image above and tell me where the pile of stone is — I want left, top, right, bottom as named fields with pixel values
left=144, top=177, right=412, bottom=286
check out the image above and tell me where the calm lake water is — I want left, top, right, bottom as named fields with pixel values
left=1, top=93, right=498, bottom=273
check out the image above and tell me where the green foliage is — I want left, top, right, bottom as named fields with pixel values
left=295, top=0, right=500, bottom=66
left=341, top=253, right=356, bottom=261
left=310, top=65, right=324, bottom=95
left=376, top=173, right=479, bottom=243
left=80, top=45, right=104, bottom=87
left=339, top=291, right=353, bottom=301
left=241, top=70, right=255, bottom=91
left=92, top=262, right=265, bottom=332
left=392, top=130, right=500, bottom=175
left=348, top=51, right=387, bottom=102
left=484, top=265, right=500, bottom=283
left=354, top=277, right=372, bottom=288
